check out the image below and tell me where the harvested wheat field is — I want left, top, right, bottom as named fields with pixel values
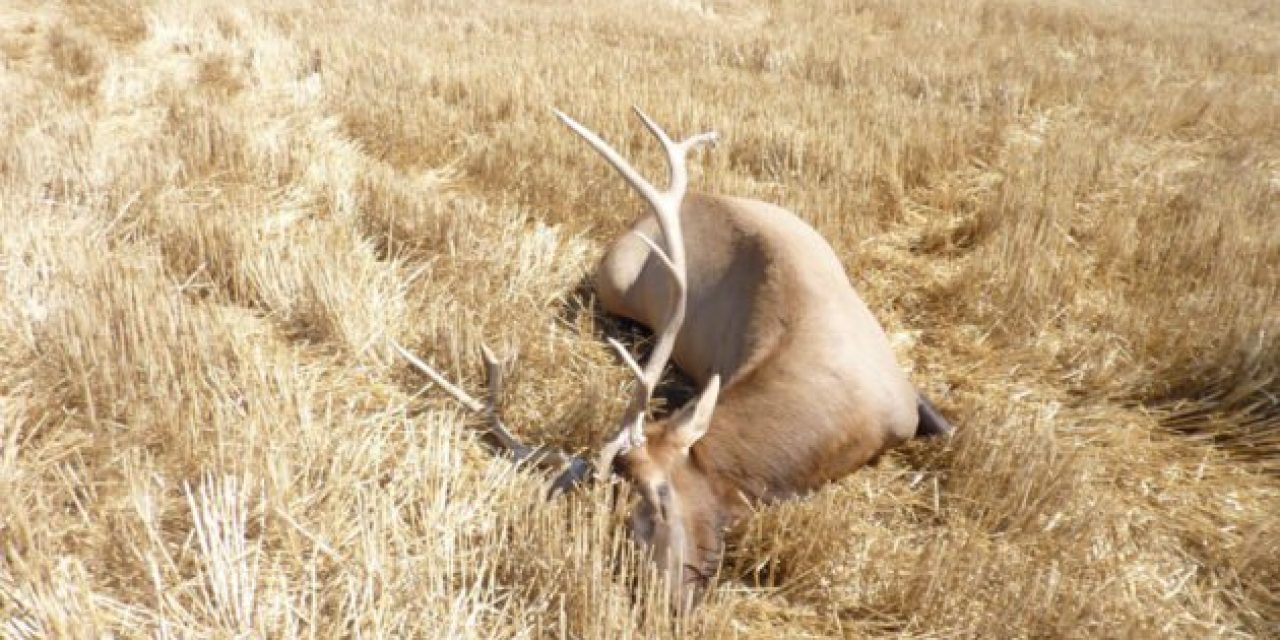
left=1, top=0, right=1278, bottom=636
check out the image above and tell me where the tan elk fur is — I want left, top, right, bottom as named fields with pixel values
left=396, top=108, right=951, bottom=613
left=571, top=110, right=951, bottom=611
left=599, top=190, right=925, bottom=487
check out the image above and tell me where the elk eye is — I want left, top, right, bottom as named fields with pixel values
left=639, top=483, right=669, bottom=523
left=654, top=483, right=671, bottom=522
left=656, top=483, right=671, bottom=503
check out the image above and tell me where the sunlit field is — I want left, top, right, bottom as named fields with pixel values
left=1, top=0, right=1277, bottom=636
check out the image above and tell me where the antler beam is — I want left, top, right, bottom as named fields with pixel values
left=552, top=107, right=717, bottom=478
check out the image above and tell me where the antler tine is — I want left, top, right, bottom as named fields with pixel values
left=392, top=339, right=524, bottom=454
left=631, top=106, right=719, bottom=196
left=556, top=107, right=718, bottom=479
left=390, top=340, right=484, bottom=413
left=553, top=109, right=662, bottom=212
left=630, top=230, right=677, bottom=281
left=606, top=337, right=646, bottom=382
left=478, top=343, right=532, bottom=457
left=391, top=339, right=590, bottom=492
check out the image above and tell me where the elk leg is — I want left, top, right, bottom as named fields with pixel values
left=915, top=391, right=954, bottom=438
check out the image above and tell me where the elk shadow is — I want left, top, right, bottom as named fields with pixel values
left=559, top=275, right=696, bottom=418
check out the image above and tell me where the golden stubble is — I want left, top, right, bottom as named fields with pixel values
left=0, top=0, right=1276, bottom=636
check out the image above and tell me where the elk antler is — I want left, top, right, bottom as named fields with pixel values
left=390, top=340, right=592, bottom=495
left=552, top=107, right=718, bottom=480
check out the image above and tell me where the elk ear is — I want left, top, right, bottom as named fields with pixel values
left=668, top=374, right=721, bottom=452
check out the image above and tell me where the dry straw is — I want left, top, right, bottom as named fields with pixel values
left=1, top=0, right=1276, bottom=637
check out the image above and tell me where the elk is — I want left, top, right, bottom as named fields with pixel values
left=392, top=107, right=952, bottom=612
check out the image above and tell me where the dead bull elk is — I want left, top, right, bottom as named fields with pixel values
left=392, top=107, right=952, bottom=611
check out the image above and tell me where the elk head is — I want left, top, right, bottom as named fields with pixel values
left=393, top=107, right=722, bottom=612
left=554, top=107, right=725, bottom=610
left=607, top=373, right=728, bottom=612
